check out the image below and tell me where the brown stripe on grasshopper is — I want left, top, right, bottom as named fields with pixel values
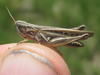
left=44, top=29, right=94, bottom=37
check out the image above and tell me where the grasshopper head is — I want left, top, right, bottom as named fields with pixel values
left=15, top=20, right=28, bottom=38
left=15, top=20, right=39, bottom=39
left=15, top=20, right=27, bottom=33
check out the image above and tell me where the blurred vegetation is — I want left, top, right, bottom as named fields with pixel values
left=0, top=0, right=99, bottom=75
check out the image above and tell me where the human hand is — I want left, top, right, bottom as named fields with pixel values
left=0, top=43, right=71, bottom=75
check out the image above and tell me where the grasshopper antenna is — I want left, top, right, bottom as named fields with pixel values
left=5, top=5, right=16, bottom=25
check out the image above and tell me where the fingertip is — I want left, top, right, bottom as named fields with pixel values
left=0, top=43, right=71, bottom=75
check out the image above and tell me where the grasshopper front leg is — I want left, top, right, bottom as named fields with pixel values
left=18, top=39, right=29, bottom=44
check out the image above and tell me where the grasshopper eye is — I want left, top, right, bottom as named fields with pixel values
left=16, top=21, right=22, bottom=26
left=16, top=22, right=20, bottom=25
left=18, top=27, right=26, bottom=34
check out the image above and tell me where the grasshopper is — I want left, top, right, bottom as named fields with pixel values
left=5, top=6, right=94, bottom=48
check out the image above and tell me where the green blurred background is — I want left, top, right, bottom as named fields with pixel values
left=0, top=0, right=99, bottom=75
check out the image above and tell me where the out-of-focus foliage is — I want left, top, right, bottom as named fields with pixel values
left=0, top=0, right=99, bottom=75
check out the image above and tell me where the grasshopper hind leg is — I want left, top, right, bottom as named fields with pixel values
left=72, top=25, right=86, bottom=30
left=49, top=33, right=89, bottom=47
left=65, top=41, right=84, bottom=47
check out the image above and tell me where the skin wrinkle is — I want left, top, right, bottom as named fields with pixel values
left=5, top=50, right=59, bottom=75
left=1, top=52, right=57, bottom=75
left=0, top=43, right=71, bottom=75
left=17, top=44, right=67, bottom=75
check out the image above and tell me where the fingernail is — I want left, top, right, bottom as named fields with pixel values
left=0, top=49, right=59, bottom=75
